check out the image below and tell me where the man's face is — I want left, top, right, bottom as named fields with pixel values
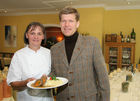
left=60, top=14, right=79, bottom=37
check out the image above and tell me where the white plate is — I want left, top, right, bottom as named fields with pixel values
left=27, top=77, right=68, bottom=89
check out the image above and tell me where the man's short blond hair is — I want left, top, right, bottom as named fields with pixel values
left=59, top=7, right=80, bottom=21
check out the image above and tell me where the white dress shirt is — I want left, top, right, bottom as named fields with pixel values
left=7, top=46, right=53, bottom=101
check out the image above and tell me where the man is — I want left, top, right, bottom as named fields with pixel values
left=50, top=7, right=110, bottom=101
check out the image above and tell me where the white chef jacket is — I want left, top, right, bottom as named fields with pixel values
left=7, top=46, right=53, bottom=101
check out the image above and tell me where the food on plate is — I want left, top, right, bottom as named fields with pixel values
left=33, top=79, right=43, bottom=87
left=32, top=75, right=47, bottom=87
left=44, top=77, right=63, bottom=87
left=31, top=75, right=63, bottom=88
left=41, top=75, right=47, bottom=85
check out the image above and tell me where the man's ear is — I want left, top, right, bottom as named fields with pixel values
left=76, top=21, right=80, bottom=28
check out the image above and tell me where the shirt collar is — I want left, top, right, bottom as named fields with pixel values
left=25, top=45, right=42, bottom=53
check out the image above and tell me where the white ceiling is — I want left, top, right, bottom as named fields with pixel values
left=0, top=0, right=140, bottom=16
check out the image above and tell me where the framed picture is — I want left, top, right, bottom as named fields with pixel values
left=5, top=25, right=17, bottom=47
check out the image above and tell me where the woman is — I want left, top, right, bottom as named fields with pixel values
left=7, top=22, right=53, bottom=101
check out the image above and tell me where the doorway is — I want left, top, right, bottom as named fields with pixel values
left=44, top=26, right=64, bottom=49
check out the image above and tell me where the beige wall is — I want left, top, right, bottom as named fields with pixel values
left=78, top=7, right=104, bottom=45
left=0, top=7, right=140, bottom=63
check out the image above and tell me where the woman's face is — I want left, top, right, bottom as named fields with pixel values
left=26, top=26, right=44, bottom=49
left=60, top=13, right=79, bottom=37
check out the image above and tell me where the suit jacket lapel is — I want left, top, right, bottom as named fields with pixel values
left=70, top=34, right=84, bottom=66
left=59, top=40, right=69, bottom=67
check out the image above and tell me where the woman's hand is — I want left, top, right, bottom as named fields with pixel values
left=25, top=77, right=36, bottom=83
left=10, top=77, right=36, bottom=91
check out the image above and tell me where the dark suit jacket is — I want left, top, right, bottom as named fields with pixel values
left=50, top=34, right=110, bottom=101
